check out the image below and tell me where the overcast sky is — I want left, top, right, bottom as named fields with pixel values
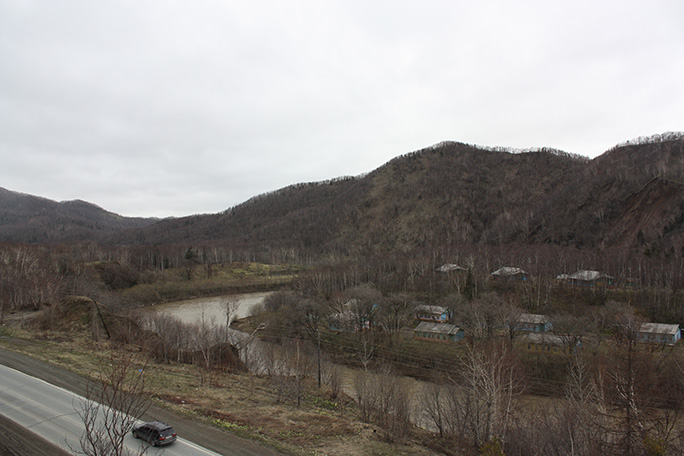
left=1, top=0, right=683, bottom=218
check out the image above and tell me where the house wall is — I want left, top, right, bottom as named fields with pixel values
left=639, top=331, right=681, bottom=344
left=516, top=322, right=550, bottom=333
left=414, top=331, right=463, bottom=343
left=416, top=313, right=448, bottom=323
left=525, top=342, right=573, bottom=355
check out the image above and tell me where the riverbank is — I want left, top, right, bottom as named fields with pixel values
left=119, top=262, right=296, bottom=305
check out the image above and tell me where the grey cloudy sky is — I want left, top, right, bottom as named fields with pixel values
left=1, top=0, right=683, bottom=217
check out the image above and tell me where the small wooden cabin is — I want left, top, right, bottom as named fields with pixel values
left=638, top=323, right=681, bottom=345
left=414, top=321, right=464, bottom=343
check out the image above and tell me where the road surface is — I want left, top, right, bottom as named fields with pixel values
left=0, top=362, right=222, bottom=455
left=0, top=347, right=282, bottom=456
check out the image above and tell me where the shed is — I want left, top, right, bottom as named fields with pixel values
left=564, top=270, right=614, bottom=287
left=638, top=323, right=681, bottom=345
left=414, top=321, right=464, bottom=343
left=415, top=304, right=451, bottom=323
left=523, top=333, right=580, bottom=355
left=437, top=263, right=467, bottom=273
left=491, top=267, right=528, bottom=281
left=515, top=313, right=553, bottom=333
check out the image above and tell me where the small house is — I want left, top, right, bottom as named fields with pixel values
left=563, top=270, right=614, bottom=288
left=491, top=267, right=528, bottom=281
left=515, top=313, right=553, bottom=333
left=523, top=333, right=580, bottom=355
left=415, top=305, right=451, bottom=323
left=328, top=299, right=377, bottom=332
left=328, top=310, right=362, bottom=332
left=437, top=263, right=467, bottom=273
left=414, top=321, right=464, bottom=343
left=638, top=323, right=681, bottom=345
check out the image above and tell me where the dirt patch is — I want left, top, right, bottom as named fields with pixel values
left=607, top=178, right=684, bottom=247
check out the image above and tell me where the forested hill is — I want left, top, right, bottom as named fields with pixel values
left=3, top=133, right=684, bottom=255
left=0, top=187, right=156, bottom=243
left=113, top=133, right=684, bottom=255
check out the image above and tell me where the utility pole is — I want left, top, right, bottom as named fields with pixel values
left=317, top=329, right=322, bottom=388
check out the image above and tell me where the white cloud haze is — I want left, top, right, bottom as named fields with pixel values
left=1, top=0, right=683, bottom=217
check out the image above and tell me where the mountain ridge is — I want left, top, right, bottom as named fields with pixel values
left=2, top=133, right=684, bottom=256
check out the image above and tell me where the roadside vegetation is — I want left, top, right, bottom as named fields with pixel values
left=0, top=321, right=442, bottom=456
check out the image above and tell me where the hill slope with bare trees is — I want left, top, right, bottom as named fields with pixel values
left=114, top=133, right=684, bottom=256
left=2, top=133, right=684, bottom=257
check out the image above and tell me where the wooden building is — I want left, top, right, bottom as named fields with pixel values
left=523, top=333, right=580, bottom=355
left=638, top=323, right=681, bottom=345
left=514, top=313, right=553, bottom=333
left=491, top=267, right=528, bottom=281
left=415, top=305, right=451, bottom=323
left=414, top=321, right=464, bottom=343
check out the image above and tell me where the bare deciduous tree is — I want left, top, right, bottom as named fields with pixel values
left=455, top=339, right=522, bottom=448
left=74, top=352, right=149, bottom=456
left=353, top=365, right=411, bottom=442
left=420, top=382, right=448, bottom=438
left=221, top=295, right=241, bottom=334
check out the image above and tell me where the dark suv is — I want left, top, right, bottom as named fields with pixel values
left=132, top=421, right=177, bottom=446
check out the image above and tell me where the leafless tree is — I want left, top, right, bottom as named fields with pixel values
left=500, top=302, right=524, bottom=343
left=420, top=381, right=448, bottom=438
left=352, top=365, right=411, bottom=441
left=284, top=338, right=315, bottom=407
left=221, top=295, right=241, bottom=330
left=452, top=339, right=522, bottom=448
left=552, top=313, right=593, bottom=351
left=321, top=360, right=342, bottom=400
left=370, top=364, right=412, bottom=442
left=357, top=333, right=375, bottom=372
left=73, top=352, right=149, bottom=456
left=454, top=293, right=502, bottom=339
left=190, top=309, right=224, bottom=385
left=609, top=310, right=646, bottom=456
left=353, top=369, right=374, bottom=423
left=377, top=292, right=414, bottom=337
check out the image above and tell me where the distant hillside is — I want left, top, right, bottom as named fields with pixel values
left=113, top=133, right=684, bottom=255
left=3, top=133, right=684, bottom=255
left=0, top=187, right=157, bottom=243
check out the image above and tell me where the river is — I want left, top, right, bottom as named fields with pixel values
left=142, top=292, right=441, bottom=430
left=143, top=291, right=272, bottom=327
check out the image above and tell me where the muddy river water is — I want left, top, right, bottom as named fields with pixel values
left=143, top=292, right=437, bottom=429
left=145, top=291, right=272, bottom=326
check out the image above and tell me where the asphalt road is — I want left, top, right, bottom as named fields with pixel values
left=0, top=347, right=282, bottom=456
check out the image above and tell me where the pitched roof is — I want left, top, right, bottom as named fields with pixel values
left=639, top=323, right=680, bottom=335
left=519, top=313, right=550, bottom=324
left=568, top=270, right=612, bottom=281
left=437, top=263, right=467, bottom=272
left=415, top=304, right=448, bottom=314
left=524, top=333, right=567, bottom=346
left=491, top=267, right=526, bottom=276
left=414, top=321, right=462, bottom=335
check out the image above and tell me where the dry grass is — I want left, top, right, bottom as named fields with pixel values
left=0, top=323, right=444, bottom=456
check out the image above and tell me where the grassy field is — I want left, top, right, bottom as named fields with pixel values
left=119, top=262, right=298, bottom=304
